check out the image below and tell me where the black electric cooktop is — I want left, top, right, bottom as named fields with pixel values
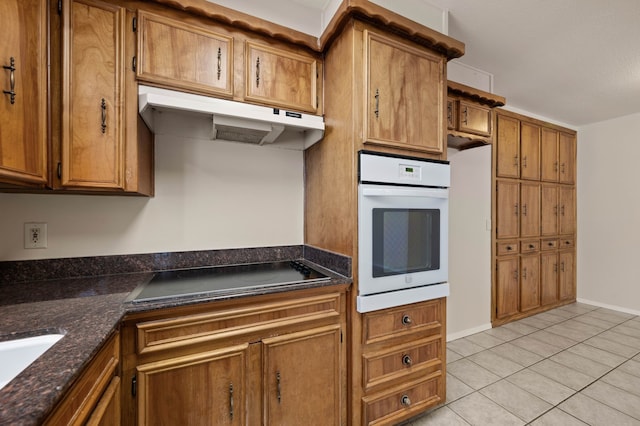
left=127, top=260, right=330, bottom=303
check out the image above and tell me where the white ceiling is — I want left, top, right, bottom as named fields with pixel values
left=287, top=0, right=640, bottom=127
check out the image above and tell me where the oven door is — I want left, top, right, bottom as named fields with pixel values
left=358, top=184, right=449, bottom=311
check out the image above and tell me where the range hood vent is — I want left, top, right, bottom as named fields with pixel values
left=138, top=85, right=324, bottom=150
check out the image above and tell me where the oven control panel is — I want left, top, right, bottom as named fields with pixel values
left=399, top=164, right=421, bottom=180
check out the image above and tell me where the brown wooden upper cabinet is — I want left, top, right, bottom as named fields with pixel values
left=541, top=128, right=559, bottom=181
left=496, top=114, right=520, bottom=178
left=0, top=0, right=48, bottom=186
left=456, top=100, right=492, bottom=137
left=559, top=132, right=576, bottom=184
left=364, top=30, right=444, bottom=154
left=244, top=41, right=318, bottom=113
left=520, top=122, right=541, bottom=181
left=136, top=10, right=234, bottom=99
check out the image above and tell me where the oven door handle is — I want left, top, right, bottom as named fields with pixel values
left=361, top=187, right=448, bottom=199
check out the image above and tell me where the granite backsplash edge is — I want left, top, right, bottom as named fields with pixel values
left=0, top=245, right=351, bottom=284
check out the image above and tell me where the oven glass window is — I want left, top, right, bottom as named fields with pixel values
left=372, top=208, right=440, bottom=277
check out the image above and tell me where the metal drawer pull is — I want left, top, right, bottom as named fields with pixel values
left=401, top=395, right=411, bottom=406
left=217, top=47, right=222, bottom=80
left=514, top=203, right=519, bottom=216
left=462, top=106, right=468, bottom=125
left=529, top=244, right=535, bottom=249
left=401, top=315, right=412, bottom=326
left=522, top=267, right=527, bottom=279
left=101, top=98, right=107, bottom=133
left=506, top=245, right=513, bottom=251
left=402, top=354, right=412, bottom=367
left=522, top=204, right=527, bottom=216
left=256, top=57, right=260, bottom=87
left=229, top=383, right=234, bottom=420
left=523, top=156, right=528, bottom=168
left=374, top=89, right=380, bottom=118
left=276, top=371, right=281, bottom=403
left=3, top=57, right=16, bottom=104
left=513, top=155, right=518, bottom=167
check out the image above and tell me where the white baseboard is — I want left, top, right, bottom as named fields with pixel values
left=577, top=298, right=640, bottom=317
left=447, top=323, right=492, bottom=342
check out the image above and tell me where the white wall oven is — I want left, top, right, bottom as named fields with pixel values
left=357, top=151, right=450, bottom=312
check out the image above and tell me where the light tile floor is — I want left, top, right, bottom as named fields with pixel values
left=404, top=303, right=640, bottom=425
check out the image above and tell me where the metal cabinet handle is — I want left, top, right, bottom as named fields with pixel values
left=529, top=244, right=535, bottom=249
left=514, top=203, right=519, bottom=216
left=462, top=106, right=468, bottom=125
left=554, top=161, right=559, bottom=172
left=217, top=47, right=222, bottom=80
left=256, top=57, right=260, bottom=88
left=523, top=156, right=528, bottom=168
left=561, top=163, right=566, bottom=174
left=374, top=89, right=380, bottom=118
left=100, top=98, right=107, bottom=133
left=554, top=263, right=558, bottom=272
left=514, top=270, right=519, bottom=280
left=514, top=155, right=519, bottom=167
left=229, top=383, right=234, bottom=420
left=561, top=205, right=565, bottom=216
left=3, top=57, right=16, bottom=104
left=276, top=371, right=281, bottom=403
left=548, top=242, right=554, bottom=247
left=402, top=354, right=412, bottom=367
left=447, top=102, right=452, bottom=124
left=522, top=267, right=527, bottom=279
left=506, top=245, right=513, bottom=251
left=561, top=262, right=565, bottom=272
left=522, top=204, right=528, bottom=216
left=401, top=395, right=411, bottom=406
left=401, top=314, right=412, bottom=326
left=554, top=205, right=558, bottom=215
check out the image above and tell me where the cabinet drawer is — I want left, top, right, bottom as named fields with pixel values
left=136, top=293, right=341, bottom=355
left=496, top=241, right=519, bottom=256
left=363, top=299, right=443, bottom=346
left=520, top=240, right=540, bottom=253
left=362, top=373, right=443, bottom=425
left=559, top=238, right=575, bottom=249
left=541, top=239, right=558, bottom=250
left=363, top=336, right=442, bottom=391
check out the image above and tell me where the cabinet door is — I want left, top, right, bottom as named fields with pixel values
left=457, top=100, right=491, bottom=137
left=559, top=186, right=576, bottom=235
left=496, top=180, right=520, bottom=239
left=541, top=184, right=558, bottom=236
left=245, top=41, right=318, bottom=113
left=364, top=30, right=444, bottom=153
left=520, top=122, right=540, bottom=180
left=137, top=10, right=233, bottom=98
left=559, top=132, right=576, bottom=184
left=496, top=114, right=520, bottom=178
left=86, top=376, right=120, bottom=426
left=520, top=254, right=540, bottom=312
left=541, top=128, right=559, bottom=182
left=61, top=0, right=125, bottom=189
left=496, top=257, right=519, bottom=319
left=540, top=252, right=558, bottom=305
left=0, top=0, right=47, bottom=185
left=137, top=344, right=249, bottom=426
left=263, top=325, right=341, bottom=426
left=559, top=250, right=575, bottom=301
left=520, top=182, right=540, bottom=238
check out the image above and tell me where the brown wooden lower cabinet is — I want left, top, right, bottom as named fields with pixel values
left=359, top=298, right=446, bottom=426
left=121, top=286, right=347, bottom=425
left=44, top=332, right=120, bottom=426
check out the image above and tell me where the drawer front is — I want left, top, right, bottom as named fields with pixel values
left=496, top=241, right=519, bottom=256
left=541, top=239, right=558, bottom=251
left=559, top=238, right=575, bottom=249
left=362, top=373, right=443, bottom=425
left=363, top=337, right=442, bottom=391
left=520, top=240, right=540, bottom=253
left=363, top=299, right=443, bottom=345
left=136, top=293, right=341, bottom=355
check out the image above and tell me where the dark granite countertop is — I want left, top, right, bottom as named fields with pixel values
left=0, top=245, right=351, bottom=425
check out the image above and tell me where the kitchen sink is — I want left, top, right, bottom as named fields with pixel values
left=0, top=333, right=64, bottom=391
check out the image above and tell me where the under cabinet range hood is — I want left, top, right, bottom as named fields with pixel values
left=138, top=85, right=325, bottom=150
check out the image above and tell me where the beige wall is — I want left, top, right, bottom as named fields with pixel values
left=577, top=112, right=640, bottom=315
left=0, top=134, right=304, bottom=261
left=447, top=146, right=493, bottom=339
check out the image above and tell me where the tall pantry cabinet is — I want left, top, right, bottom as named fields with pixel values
left=493, top=109, right=577, bottom=325
left=306, top=4, right=464, bottom=424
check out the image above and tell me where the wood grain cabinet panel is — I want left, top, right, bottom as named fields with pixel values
left=496, top=114, right=520, bottom=178
left=559, top=185, right=576, bottom=235
left=559, top=132, right=576, bottom=184
left=364, top=30, right=444, bottom=154
left=496, top=180, right=520, bottom=239
left=540, top=252, right=558, bottom=305
left=0, top=0, right=48, bottom=186
left=520, top=182, right=540, bottom=238
left=520, top=254, right=540, bottom=312
left=541, top=128, right=559, bottom=181
left=541, top=184, right=559, bottom=236
left=244, top=41, right=318, bottom=113
left=496, top=257, right=520, bottom=319
left=520, top=122, right=540, bottom=180
left=559, top=250, right=575, bottom=301
left=457, top=100, right=491, bottom=137
left=137, top=10, right=233, bottom=98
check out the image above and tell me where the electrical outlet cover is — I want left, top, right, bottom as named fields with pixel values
left=24, top=223, right=47, bottom=249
